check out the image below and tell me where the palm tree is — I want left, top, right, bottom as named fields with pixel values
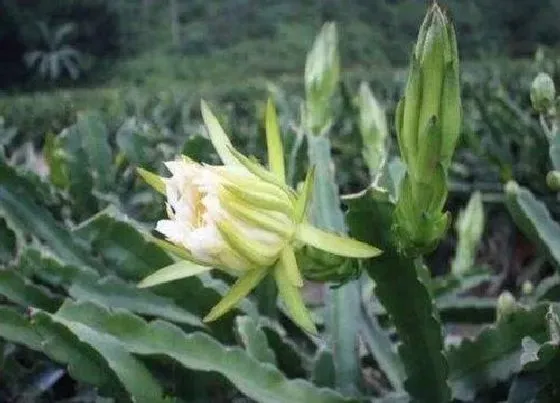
left=24, top=22, right=83, bottom=81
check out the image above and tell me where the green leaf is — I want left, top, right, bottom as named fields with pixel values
left=44, top=132, right=69, bottom=189
left=52, top=311, right=171, bottom=403
left=138, top=261, right=212, bottom=288
left=0, top=160, right=100, bottom=271
left=235, top=316, right=277, bottom=366
left=311, top=347, right=336, bottom=388
left=447, top=304, right=549, bottom=401
left=0, top=306, right=128, bottom=400
left=306, top=133, right=361, bottom=396
left=204, top=267, right=269, bottom=323
left=56, top=300, right=353, bottom=403
left=274, top=261, right=316, bottom=334
left=261, top=321, right=309, bottom=378
left=265, top=98, right=286, bottom=182
left=69, top=210, right=256, bottom=336
left=137, top=167, right=166, bottom=195
left=505, top=181, right=560, bottom=271
left=76, top=111, right=114, bottom=190
left=69, top=275, right=204, bottom=328
left=0, top=269, right=62, bottom=312
left=296, top=222, right=381, bottom=259
left=20, top=248, right=205, bottom=330
left=360, top=309, right=406, bottom=391
left=73, top=208, right=173, bottom=281
left=51, top=124, right=99, bottom=214
left=436, top=296, right=496, bottom=324
left=535, top=275, right=560, bottom=301
left=115, top=119, right=156, bottom=166
left=0, top=218, right=16, bottom=263
left=346, top=188, right=451, bottom=402
left=200, top=100, right=239, bottom=166
left=550, top=132, right=560, bottom=171
left=0, top=306, right=43, bottom=350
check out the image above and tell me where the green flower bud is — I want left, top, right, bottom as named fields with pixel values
left=393, top=3, right=461, bottom=255
left=531, top=72, right=556, bottom=113
left=546, top=171, right=560, bottom=191
left=522, top=281, right=534, bottom=296
left=451, top=191, right=485, bottom=276
left=357, top=82, right=389, bottom=177
left=496, top=291, right=517, bottom=322
left=397, top=2, right=461, bottom=177
left=305, top=22, right=340, bottom=136
left=296, top=245, right=360, bottom=286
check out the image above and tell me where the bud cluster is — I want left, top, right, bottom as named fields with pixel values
left=393, top=3, right=461, bottom=254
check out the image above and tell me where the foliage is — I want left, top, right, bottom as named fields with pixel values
left=23, top=22, right=84, bottom=81
left=2, top=3, right=560, bottom=403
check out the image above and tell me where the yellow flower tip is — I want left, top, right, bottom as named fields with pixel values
left=202, top=311, right=218, bottom=324
left=136, top=167, right=166, bottom=194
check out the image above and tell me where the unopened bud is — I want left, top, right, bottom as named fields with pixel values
left=305, top=22, right=340, bottom=136
left=531, top=73, right=556, bottom=113
left=522, top=281, right=534, bottom=296
left=497, top=291, right=517, bottom=322
left=546, top=171, right=560, bottom=191
left=297, top=245, right=360, bottom=286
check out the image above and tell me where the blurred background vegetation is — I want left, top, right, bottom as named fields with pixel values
left=1, top=0, right=560, bottom=145
left=1, top=0, right=559, bottom=91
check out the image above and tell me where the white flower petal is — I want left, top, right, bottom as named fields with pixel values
left=155, top=219, right=187, bottom=244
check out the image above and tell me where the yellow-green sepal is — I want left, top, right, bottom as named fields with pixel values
left=137, top=167, right=165, bottom=194
left=274, top=260, right=316, bottom=334
left=138, top=260, right=212, bottom=288
left=265, top=98, right=286, bottom=182
left=295, top=222, right=382, bottom=259
left=203, top=266, right=269, bottom=323
left=401, top=56, right=422, bottom=169
left=295, top=167, right=315, bottom=223
left=439, top=62, right=461, bottom=167
left=280, top=246, right=303, bottom=287
left=227, top=145, right=295, bottom=198
left=200, top=100, right=240, bottom=167
left=216, top=219, right=280, bottom=268
left=219, top=190, right=294, bottom=238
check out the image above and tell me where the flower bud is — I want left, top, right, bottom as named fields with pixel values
left=296, top=245, right=359, bottom=286
left=547, top=171, right=560, bottom=191
left=156, top=159, right=296, bottom=274
left=305, top=22, right=340, bottom=136
left=140, top=100, right=381, bottom=333
left=357, top=81, right=388, bottom=177
left=451, top=191, right=484, bottom=276
left=522, top=281, right=534, bottom=296
left=397, top=3, right=461, bottom=176
left=393, top=3, right=461, bottom=254
left=531, top=72, right=556, bottom=113
left=496, top=291, right=517, bottom=322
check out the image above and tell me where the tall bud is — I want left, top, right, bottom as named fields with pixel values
left=357, top=81, right=389, bottom=178
left=304, top=22, right=340, bottom=136
left=394, top=3, right=461, bottom=254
